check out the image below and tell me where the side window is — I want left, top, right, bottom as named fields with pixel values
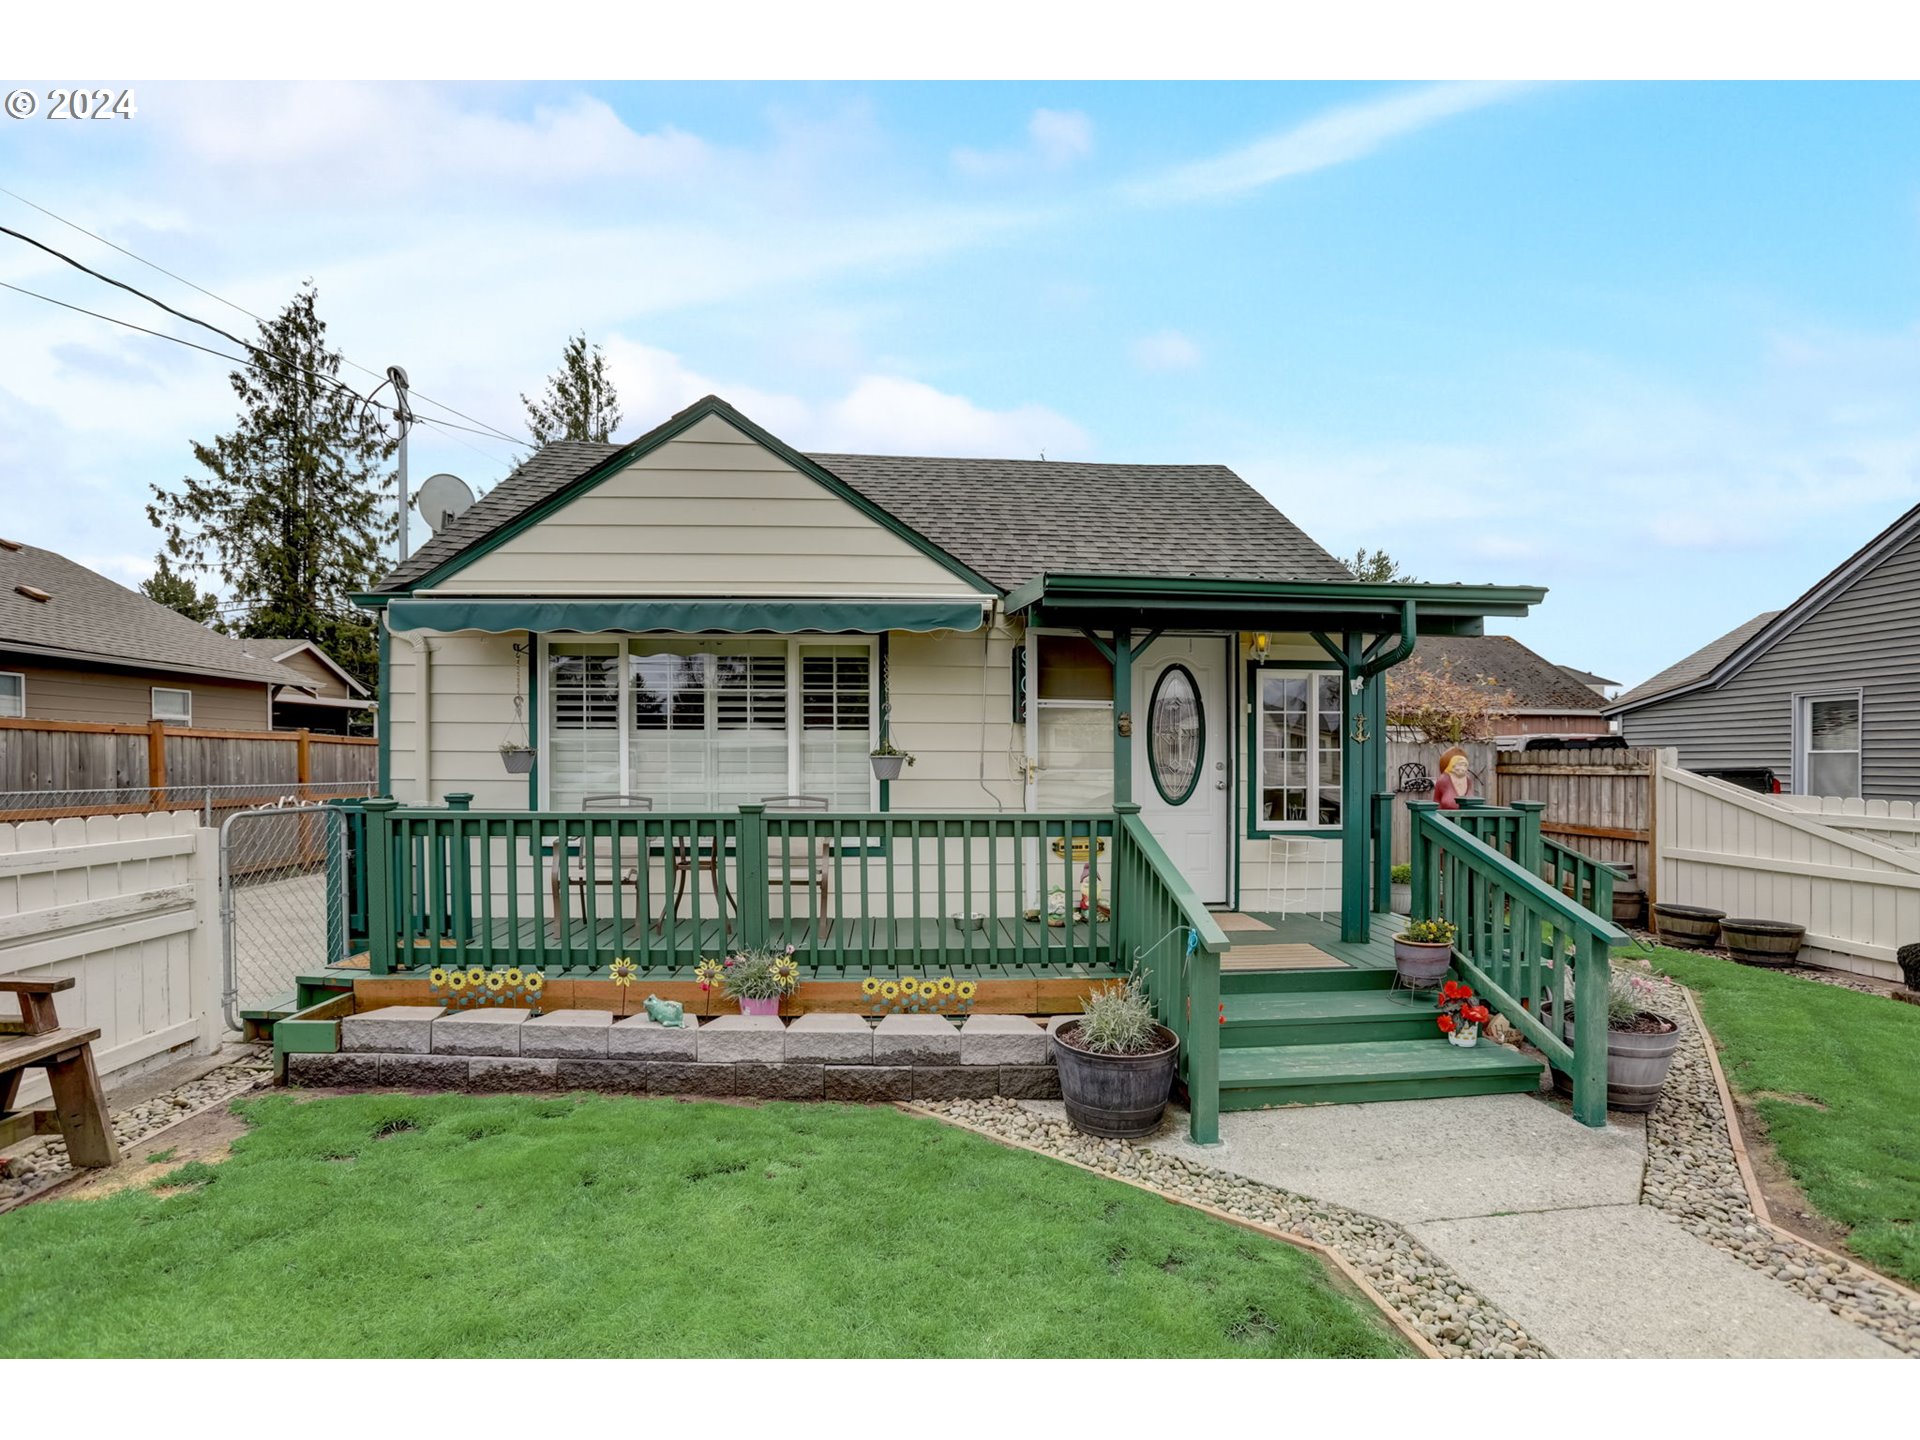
left=151, top=686, right=192, bottom=725
left=0, top=672, right=22, bottom=718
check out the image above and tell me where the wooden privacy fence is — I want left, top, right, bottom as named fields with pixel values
left=1494, top=747, right=1659, bottom=900
left=0, top=717, right=376, bottom=821
left=1656, top=758, right=1920, bottom=983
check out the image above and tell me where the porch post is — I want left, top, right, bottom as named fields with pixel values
left=362, top=797, right=398, bottom=975
left=1340, top=633, right=1369, bottom=943
left=1112, top=627, right=1132, bottom=806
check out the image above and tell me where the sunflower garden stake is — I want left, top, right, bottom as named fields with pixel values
left=862, top=975, right=976, bottom=1016
left=428, top=964, right=546, bottom=1016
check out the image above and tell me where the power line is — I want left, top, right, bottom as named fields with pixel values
left=0, top=278, right=370, bottom=409
left=0, top=185, right=531, bottom=447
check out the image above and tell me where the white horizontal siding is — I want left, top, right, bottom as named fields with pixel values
left=438, top=415, right=984, bottom=598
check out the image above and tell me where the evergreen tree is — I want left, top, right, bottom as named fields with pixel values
left=147, top=283, right=394, bottom=689
left=139, top=557, right=221, bottom=627
left=1342, top=547, right=1416, bottom=583
left=521, top=332, right=622, bottom=446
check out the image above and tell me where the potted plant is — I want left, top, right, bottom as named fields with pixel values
left=1389, top=863, right=1412, bottom=914
left=703, top=945, right=802, bottom=1016
left=499, top=742, right=536, bottom=775
left=1551, top=969, right=1683, bottom=1112
left=1435, top=980, right=1490, bottom=1047
left=869, top=739, right=915, bottom=781
left=1051, top=977, right=1180, bottom=1140
left=1394, top=917, right=1456, bottom=989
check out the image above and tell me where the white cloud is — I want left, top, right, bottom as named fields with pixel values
left=1123, top=82, right=1536, bottom=205
left=154, top=84, right=709, bottom=197
left=598, top=340, right=1088, bottom=459
left=953, top=107, right=1094, bottom=177
left=1130, top=330, right=1201, bottom=372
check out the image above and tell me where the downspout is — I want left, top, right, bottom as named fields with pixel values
left=404, top=632, right=433, bottom=804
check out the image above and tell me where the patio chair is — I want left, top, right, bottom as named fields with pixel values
left=761, top=795, right=833, bottom=940
left=549, top=794, right=652, bottom=924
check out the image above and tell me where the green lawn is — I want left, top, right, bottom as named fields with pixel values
left=1638, top=946, right=1920, bottom=1286
left=0, top=1094, right=1409, bottom=1358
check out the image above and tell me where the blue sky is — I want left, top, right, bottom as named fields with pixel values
left=4, top=80, right=1920, bottom=686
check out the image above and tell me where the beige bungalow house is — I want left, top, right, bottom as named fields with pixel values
left=339, top=395, right=1626, bottom=1137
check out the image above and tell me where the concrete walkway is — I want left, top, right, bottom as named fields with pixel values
left=1129, top=1094, right=1900, bottom=1359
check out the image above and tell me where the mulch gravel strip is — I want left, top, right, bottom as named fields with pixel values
left=0, top=1052, right=272, bottom=1210
left=921, top=1096, right=1550, bottom=1359
left=1627, top=965, right=1920, bottom=1357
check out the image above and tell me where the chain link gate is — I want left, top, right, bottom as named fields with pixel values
left=220, top=805, right=348, bottom=1032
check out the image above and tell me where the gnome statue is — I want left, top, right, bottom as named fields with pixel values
left=1434, top=746, right=1474, bottom=810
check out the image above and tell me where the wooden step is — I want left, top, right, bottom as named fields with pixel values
left=1221, top=966, right=1394, bottom=996
left=1218, top=1038, right=1542, bottom=1110
left=1221, top=989, right=1442, bottom=1048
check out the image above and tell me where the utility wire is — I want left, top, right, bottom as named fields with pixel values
left=0, top=278, right=371, bottom=408
left=0, top=186, right=530, bottom=447
left=1, top=278, right=520, bottom=476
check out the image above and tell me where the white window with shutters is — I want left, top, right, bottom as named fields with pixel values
left=542, top=635, right=876, bottom=810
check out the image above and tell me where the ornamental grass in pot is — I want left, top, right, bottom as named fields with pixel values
left=1052, top=977, right=1180, bottom=1140
left=1550, top=969, right=1683, bottom=1113
left=1394, top=917, right=1455, bottom=989
left=697, top=945, right=801, bottom=1016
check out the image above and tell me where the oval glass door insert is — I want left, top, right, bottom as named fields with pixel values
left=1148, top=664, right=1204, bottom=804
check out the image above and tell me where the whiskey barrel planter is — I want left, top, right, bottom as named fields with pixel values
left=1551, top=1010, right=1683, bottom=1112
left=1719, top=918, right=1806, bottom=967
left=1051, top=1022, right=1179, bottom=1139
left=1652, top=903, right=1724, bottom=949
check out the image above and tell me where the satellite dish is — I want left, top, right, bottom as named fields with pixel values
left=414, top=473, right=475, bottom=532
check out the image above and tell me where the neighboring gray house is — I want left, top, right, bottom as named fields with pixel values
left=1607, top=501, right=1920, bottom=799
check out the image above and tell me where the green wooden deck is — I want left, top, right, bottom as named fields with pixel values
left=1233, top=912, right=1400, bottom=970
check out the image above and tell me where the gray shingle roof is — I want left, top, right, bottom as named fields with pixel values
left=809, top=453, right=1350, bottom=590
left=0, top=542, right=309, bottom=687
left=1396, top=635, right=1609, bottom=713
left=1609, top=611, right=1782, bottom=710
left=373, top=398, right=1349, bottom=594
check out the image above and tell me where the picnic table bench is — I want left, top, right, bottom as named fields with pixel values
left=0, top=974, right=120, bottom=1168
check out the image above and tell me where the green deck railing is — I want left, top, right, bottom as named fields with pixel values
left=354, top=798, right=1123, bottom=976
left=1113, top=802, right=1229, bottom=1145
left=1407, top=799, right=1628, bottom=1126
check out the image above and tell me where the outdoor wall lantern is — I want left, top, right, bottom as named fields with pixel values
left=1252, top=632, right=1270, bottom=656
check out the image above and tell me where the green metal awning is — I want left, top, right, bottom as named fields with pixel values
left=382, top=596, right=991, bottom=636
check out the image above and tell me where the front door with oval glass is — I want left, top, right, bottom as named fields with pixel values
left=1132, top=636, right=1230, bottom=905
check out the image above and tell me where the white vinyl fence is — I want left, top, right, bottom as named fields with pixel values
left=1655, top=753, right=1920, bottom=982
left=0, top=810, right=222, bottom=1105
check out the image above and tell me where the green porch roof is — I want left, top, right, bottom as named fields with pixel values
left=1002, top=573, right=1547, bottom=636
left=380, top=596, right=991, bottom=635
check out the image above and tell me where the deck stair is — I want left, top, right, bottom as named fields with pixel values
left=1216, top=966, right=1541, bottom=1111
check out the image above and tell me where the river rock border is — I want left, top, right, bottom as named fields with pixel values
left=0, top=1052, right=272, bottom=1211
left=1631, top=970, right=1920, bottom=1356
left=917, top=1095, right=1549, bottom=1359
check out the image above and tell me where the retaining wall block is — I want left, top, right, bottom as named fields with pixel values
left=341, top=1006, right=443, bottom=1055
left=872, top=1013, right=961, bottom=1065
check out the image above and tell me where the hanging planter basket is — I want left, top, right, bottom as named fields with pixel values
left=499, top=654, right=536, bottom=776
left=870, top=753, right=906, bottom=781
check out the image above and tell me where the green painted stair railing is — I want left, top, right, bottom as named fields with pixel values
left=1407, top=799, right=1629, bottom=1126
left=1112, top=803, right=1230, bottom=1145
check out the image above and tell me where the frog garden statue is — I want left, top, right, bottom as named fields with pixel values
left=643, top=993, right=687, bottom=1028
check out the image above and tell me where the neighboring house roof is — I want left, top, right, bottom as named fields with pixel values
left=374, top=395, right=1349, bottom=596
left=235, top=636, right=370, bottom=698
left=1608, top=611, right=1781, bottom=711
left=1556, top=664, right=1620, bottom=690
left=1608, top=499, right=1920, bottom=718
left=1395, top=634, right=1610, bottom=715
left=0, top=541, right=308, bottom=688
